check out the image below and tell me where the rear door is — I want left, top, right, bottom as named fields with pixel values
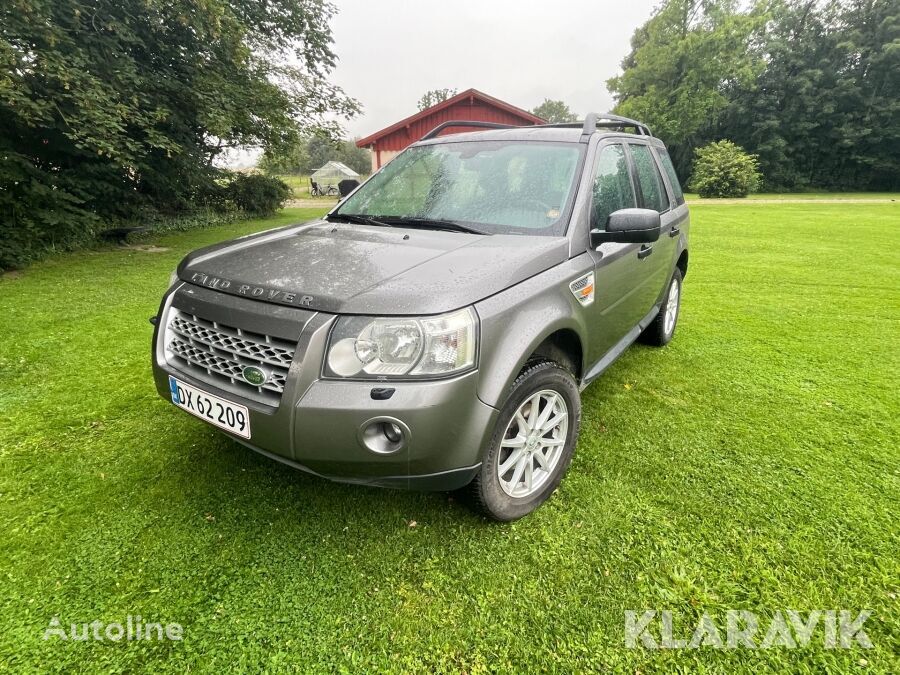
left=653, top=144, right=689, bottom=272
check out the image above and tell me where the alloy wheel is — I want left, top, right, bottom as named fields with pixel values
left=496, top=390, right=569, bottom=498
left=664, top=277, right=680, bottom=336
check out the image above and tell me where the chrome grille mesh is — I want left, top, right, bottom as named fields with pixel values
left=164, top=309, right=297, bottom=404
left=169, top=315, right=294, bottom=369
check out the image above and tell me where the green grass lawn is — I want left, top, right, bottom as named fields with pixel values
left=1, top=202, right=898, bottom=672
left=685, top=192, right=898, bottom=202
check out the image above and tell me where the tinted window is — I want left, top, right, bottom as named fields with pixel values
left=630, top=144, right=670, bottom=212
left=591, top=144, right=635, bottom=228
left=656, top=148, right=685, bottom=204
left=337, top=141, right=582, bottom=235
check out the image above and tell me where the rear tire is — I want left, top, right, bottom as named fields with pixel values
left=639, top=267, right=682, bottom=347
left=469, top=360, right=581, bottom=521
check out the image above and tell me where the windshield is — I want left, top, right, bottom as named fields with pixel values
left=336, top=141, right=583, bottom=236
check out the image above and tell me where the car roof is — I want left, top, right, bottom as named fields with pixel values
left=414, top=125, right=665, bottom=147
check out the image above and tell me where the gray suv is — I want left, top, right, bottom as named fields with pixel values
left=151, top=114, right=689, bottom=520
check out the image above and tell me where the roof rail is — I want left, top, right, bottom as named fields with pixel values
left=583, top=113, right=652, bottom=137
left=420, top=120, right=518, bottom=141
left=538, top=114, right=652, bottom=137
left=419, top=116, right=652, bottom=142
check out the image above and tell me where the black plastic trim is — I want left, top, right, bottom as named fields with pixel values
left=234, top=438, right=481, bottom=491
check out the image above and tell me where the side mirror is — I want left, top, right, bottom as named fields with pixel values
left=590, top=208, right=661, bottom=247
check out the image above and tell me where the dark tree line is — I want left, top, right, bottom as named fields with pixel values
left=609, top=0, right=899, bottom=191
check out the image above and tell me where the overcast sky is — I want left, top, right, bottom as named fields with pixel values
left=329, top=0, right=658, bottom=138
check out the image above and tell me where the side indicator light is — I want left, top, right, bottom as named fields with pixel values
left=569, top=273, right=595, bottom=306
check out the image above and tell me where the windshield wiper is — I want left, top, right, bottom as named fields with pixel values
left=326, top=213, right=396, bottom=228
left=328, top=213, right=488, bottom=235
left=377, top=216, right=488, bottom=235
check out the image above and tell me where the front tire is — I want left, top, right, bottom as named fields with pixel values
left=469, top=360, right=581, bottom=521
left=639, top=267, right=682, bottom=347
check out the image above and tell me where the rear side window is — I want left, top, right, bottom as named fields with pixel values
left=591, top=144, right=636, bottom=228
left=656, top=148, right=685, bottom=205
left=629, top=144, right=670, bottom=212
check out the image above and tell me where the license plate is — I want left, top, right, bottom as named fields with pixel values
left=168, top=377, right=251, bottom=439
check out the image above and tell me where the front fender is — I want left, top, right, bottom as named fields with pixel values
left=474, top=254, right=593, bottom=409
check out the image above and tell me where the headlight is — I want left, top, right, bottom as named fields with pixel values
left=325, top=308, right=477, bottom=379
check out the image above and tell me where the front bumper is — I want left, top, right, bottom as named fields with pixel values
left=152, top=283, right=498, bottom=490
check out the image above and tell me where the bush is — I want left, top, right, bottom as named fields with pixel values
left=0, top=152, right=103, bottom=271
left=0, top=147, right=236, bottom=271
left=126, top=208, right=243, bottom=239
left=690, top=140, right=762, bottom=198
left=226, top=174, right=291, bottom=216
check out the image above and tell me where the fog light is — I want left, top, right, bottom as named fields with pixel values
left=358, top=417, right=409, bottom=455
left=383, top=422, right=402, bottom=444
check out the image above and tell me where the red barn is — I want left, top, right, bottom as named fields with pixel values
left=356, top=88, right=545, bottom=172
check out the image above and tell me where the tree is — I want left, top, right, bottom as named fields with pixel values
left=258, top=142, right=311, bottom=175
left=0, top=0, right=359, bottom=268
left=607, top=0, right=766, bottom=175
left=259, top=136, right=370, bottom=176
left=338, top=141, right=371, bottom=176
left=690, top=140, right=761, bottom=197
left=227, top=175, right=292, bottom=215
left=417, top=88, right=458, bottom=111
left=531, top=99, right=578, bottom=123
left=304, top=136, right=339, bottom=174
left=719, top=0, right=900, bottom=190
left=608, top=0, right=899, bottom=192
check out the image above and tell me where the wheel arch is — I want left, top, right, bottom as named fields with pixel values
left=530, top=329, right=584, bottom=380
left=476, top=306, right=588, bottom=410
left=676, top=248, right=688, bottom=278
left=473, top=255, right=593, bottom=409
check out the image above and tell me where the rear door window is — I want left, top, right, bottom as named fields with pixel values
left=591, top=144, right=636, bottom=228
left=629, top=144, right=670, bottom=213
left=655, top=148, right=685, bottom=205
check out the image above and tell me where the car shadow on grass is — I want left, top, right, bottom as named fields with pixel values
left=159, top=420, right=487, bottom=533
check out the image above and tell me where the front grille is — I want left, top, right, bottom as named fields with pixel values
left=164, top=309, right=298, bottom=405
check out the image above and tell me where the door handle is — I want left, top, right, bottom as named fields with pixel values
left=638, top=244, right=653, bottom=259
left=669, top=226, right=680, bottom=238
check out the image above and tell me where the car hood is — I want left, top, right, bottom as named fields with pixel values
left=178, top=220, right=569, bottom=315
